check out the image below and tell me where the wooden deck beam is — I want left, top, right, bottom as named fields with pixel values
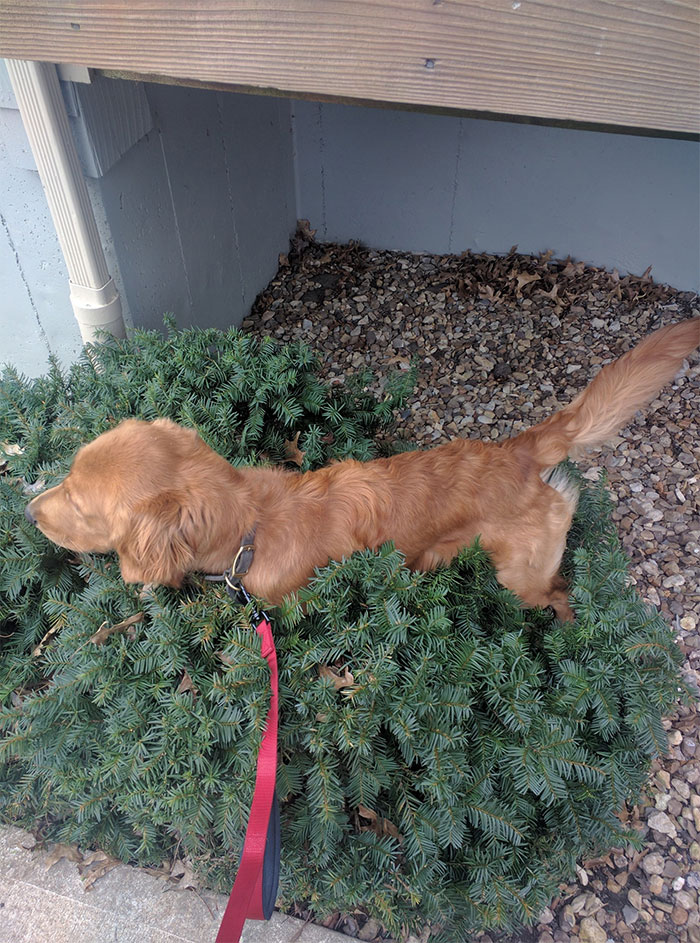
left=1, top=1, right=698, bottom=134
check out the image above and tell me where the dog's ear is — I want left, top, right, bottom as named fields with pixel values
left=116, top=493, right=198, bottom=587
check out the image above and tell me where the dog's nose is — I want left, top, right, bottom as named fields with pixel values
left=25, top=504, right=37, bottom=525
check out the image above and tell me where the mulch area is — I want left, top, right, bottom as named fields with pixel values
left=241, top=227, right=700, bottom=943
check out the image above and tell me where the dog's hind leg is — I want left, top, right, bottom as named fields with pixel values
left=496, top=564, right=575, bottom=622
left=490, top=475, right=579, bottom=621
left=410, top=470, right=579, bottom=621
left=414, top=535, right=576, bottom=621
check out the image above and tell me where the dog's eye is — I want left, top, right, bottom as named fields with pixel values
left=64, top=487, right=84, bottom=517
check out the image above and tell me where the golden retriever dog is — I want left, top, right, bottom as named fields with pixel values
left=26, top=319, right=699, bottom=621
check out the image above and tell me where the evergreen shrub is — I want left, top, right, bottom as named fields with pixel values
left=0, top=324, right=684, bottom=938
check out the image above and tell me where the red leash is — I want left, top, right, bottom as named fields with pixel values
left=215, top=612, right=280, bottom=942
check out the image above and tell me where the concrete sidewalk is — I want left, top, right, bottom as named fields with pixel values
left=0, top=825, right=347, bottom=943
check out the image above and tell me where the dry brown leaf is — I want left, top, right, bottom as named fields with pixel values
left=512, top=271, right=540, bottom=292
left=297, top=219, right=317, bottom=240
left=538, top=283, right=559, bottom=301
left=382, top=818, right=402, bottom=841
left=23, top=476, right=46, bottom=495
left=628, top=847, right=650, bottom=874
left=90, top=612, right=144, bottom=646
left=357, top=804, right=378, bottom=824
left=218, top=651, right=234, bottom=666
left=81, top=850, right=109, bottom=867
left=82, top=862, right=119, bottom=891
left=284, top=432, right=305, bottom=467
left=357, top=804, right=402, bottom=842
left=170, top=857, right=199, bottom=890
left=319, top=665, right=355, bottom=691
left=478, top=284, right=498, bottom=302
left=10, top=688, right=24, bottom=710
left=583, top=853, right=613, bottom=870
left=1, top=442, right=24, bottom=457
left=32, top=624, right=62, bottom=658
left=142, top=864, right=172, bottom=879
left=79, top=851, right=120, bottom=891
left=562, top=260, right=586, bottom=277
left=177, top=867, right=200, bottom=890
left=45, top=843, right=83, bottom=871
left=673, top=714, right=699, bottom=731
left=177, top=669, right=198, bottom=696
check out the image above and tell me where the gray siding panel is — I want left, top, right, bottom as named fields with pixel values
left=144, top=82, right=246, bottom=328
left=95, top=84, right=296, bottom=333
left=219, top=93, right=296, bottom=308
left=96, top=127, right=191, bottom=332
left=0, top=216, right=51, bottom=375
left=72, top=74, right=153, bottom=178
left=0, top=130, right=82, bottom=375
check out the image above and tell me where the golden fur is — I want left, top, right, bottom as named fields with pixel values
left=26, top=318, right=699, bottom=621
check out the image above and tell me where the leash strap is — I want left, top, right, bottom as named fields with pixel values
left=215, top=611, right=280, bottom=942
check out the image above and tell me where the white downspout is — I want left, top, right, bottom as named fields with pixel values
left=5, top=59, right=125, bottom=344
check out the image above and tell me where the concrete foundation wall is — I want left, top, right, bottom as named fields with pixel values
left=293, top=100, right=700, bottom=293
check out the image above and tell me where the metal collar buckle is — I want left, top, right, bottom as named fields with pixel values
left=229, top=542, right=256, bottom=580
left=204, top=525, right=258, bottom=603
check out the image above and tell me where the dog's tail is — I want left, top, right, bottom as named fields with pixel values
left=508, top=318, right=699, bottom=468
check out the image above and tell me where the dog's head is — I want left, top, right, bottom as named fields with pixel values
left=25, top=418, right=231, bottom=586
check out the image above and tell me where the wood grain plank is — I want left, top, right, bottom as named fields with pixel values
left=0, top=1, right=698, bottom=133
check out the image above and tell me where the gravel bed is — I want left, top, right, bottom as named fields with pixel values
left=242, top=229, right=700, bottom=943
